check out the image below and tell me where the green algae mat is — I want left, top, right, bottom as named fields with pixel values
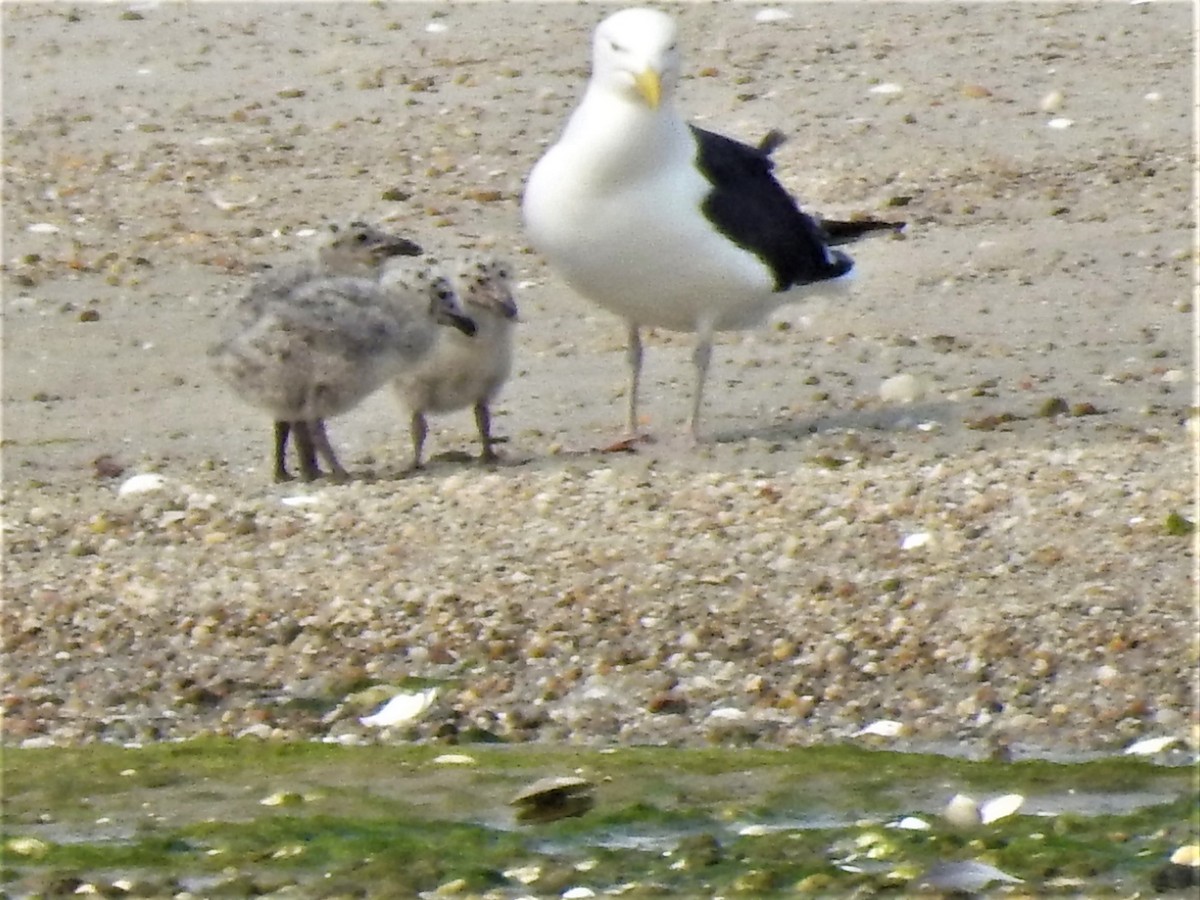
left=3, top=741, right=1197, bottom=897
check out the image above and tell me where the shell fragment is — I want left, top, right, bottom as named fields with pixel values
left=117, top=473, right=167, bottom=497
left=510, top=775, right=594, bottom=824
left=359, top=687, right=438, bottom=728
left=856, top=719, right=905, bottom=738
left=980, top=793, right=1025, bottom=824
left=918, top=860, right=1023, bottom=891
left=1124, top=735, right=1180, bottom=756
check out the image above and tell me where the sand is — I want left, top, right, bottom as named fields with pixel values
left=1, top=1, right=1195, bottom=757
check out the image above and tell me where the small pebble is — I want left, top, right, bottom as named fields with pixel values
left=117, top=473, right=166, bottom=496
left=754, top=9, right=793, bottom=23
left=1040, top=89, right=1064, bottom=112
left=880, top=373, right=927, bottom=404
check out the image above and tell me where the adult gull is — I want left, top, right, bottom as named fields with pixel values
left=523, top=7, right=901, bottom=440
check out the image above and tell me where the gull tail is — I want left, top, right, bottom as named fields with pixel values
left=756, top=129, right=906, bottom=244
left=819, top=217, right=906, bottom=245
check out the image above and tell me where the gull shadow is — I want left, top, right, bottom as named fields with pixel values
left=711, top=401, right=962, bottom=446
left=374, top=450, right=538, bottom=482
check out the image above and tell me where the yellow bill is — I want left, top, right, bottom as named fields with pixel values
left=633, top=68, right=661, bottom=109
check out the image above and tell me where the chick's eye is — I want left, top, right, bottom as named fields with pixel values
left=607, top=38, right=624, bottom=53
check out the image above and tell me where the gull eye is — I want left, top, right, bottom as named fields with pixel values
left=607, top=38, right=624, bottom=54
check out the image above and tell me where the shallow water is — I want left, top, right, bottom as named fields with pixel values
left=3, top=741, right=1196, bottom=898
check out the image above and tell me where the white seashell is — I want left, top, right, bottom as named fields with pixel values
left=209, top=191, right=259, bottom=211
left=1046, top=117, right=1074, bottom=129
left=856, top=719, right=904, bottom=738
left=359, top=687, right=438, bottom=727
left=869, top=82, right=903, bottom=95
left=980, top=793, right=1025, bottom=824
left=322, top=733, right=364, bottom=746
left=195, top=136, right=231, bottom=146
left=708, top=707, right=747, bottom=720
left=1124, top=735, right=1180, bottom=755
left=5, top=837, right=50, bottom=858
left=944, top=793, right=982, bottom=827
left=1144, top=91, right=1162, bottom=102
left=901, top=532, right=931, bottom=551
left=562, top=889, right=596, bottom=900
left=27, top=223, right=61, bottom=234
left=260, top=791, right=303, bottom=807
left=754, top=9, right=793, bottom=23
left=1170, top=844, right=1200, bottom=867
left=891, top=816, right=932, bottom=831
left=425, top=21, right=448, bottom=33
left=503, top=865, right=542, bottom=884
left=118, top=473, right=166, bottom=496
left=432, top=753, right=477, bottom=766
left=1039, top=90, right=1064, bottom=112
left=280, top=495, right=322, bottom=507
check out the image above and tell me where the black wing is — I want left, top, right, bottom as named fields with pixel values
left=690, top=125, right=851, bottom=291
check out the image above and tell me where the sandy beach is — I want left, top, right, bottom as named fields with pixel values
left=1, top=1, right=1194, bottom=759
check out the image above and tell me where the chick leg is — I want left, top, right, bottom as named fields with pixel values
left=309, top=418, right=350, bottom=482
left=292, top=421, right=321, bottom=482
left=408, top=410, right=428, bottom=470
left=474, top=401, right=498, bottom=462
left=273, top=421, right=294, bottom=482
